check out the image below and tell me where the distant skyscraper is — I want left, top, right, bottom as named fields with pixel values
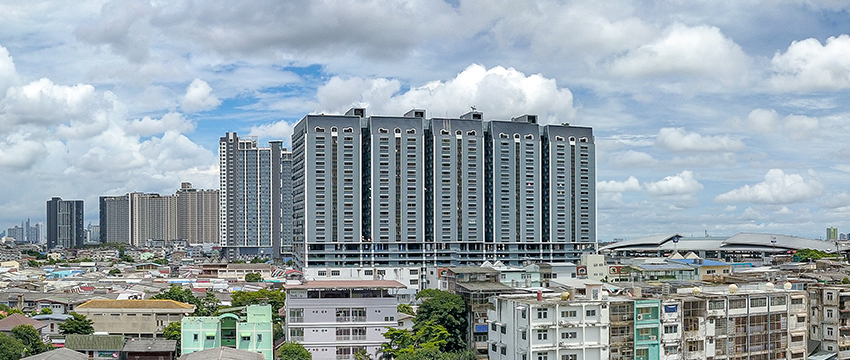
left=291, top=108, right=596, bottom=272
left=827, top=227, right=839, bottom=241
left=129, top=192, right=177, bottom=246
left=46, top=197, right=84, bottom=250
left=280, top=151, right=293, bottom=256
left=100, top=195, right=130, bottom=244
left=219, top=132, right=288, bottom=260
left=6, top=226, right=24, bottom=243
left=176, top=182, right=220, bottom=244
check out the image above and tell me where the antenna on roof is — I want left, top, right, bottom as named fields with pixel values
left=470, top=105, right=477, bottom=111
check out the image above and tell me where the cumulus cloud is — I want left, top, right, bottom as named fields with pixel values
left=715, top=169, right=823, bottom=204
left=0, top=45, right=18, bottom=94
left=181, top=79, right=221, bottom=113
left=315, top=64, right=576, bottom=124
left=746, top=108, right=780, bottom=133
left=769, top=34, right=850, bottom=92
left=783, top=114, right=819, bottom=140
left=249, top=120, right=296, bottom=147
left=2, top=78, right=98, bottom=127
left=609, top=150, right=657, bottom=168
left=655, top=127, right=746, bottom=152
left=597, top=176, right=641, bottom=193
left=644, top=170, right=704, bottom=196
left=125, top=112, right=195, bottom=137
left=610, top=24, right=751, bottom=85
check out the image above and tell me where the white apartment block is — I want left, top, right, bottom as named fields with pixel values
left=283, top=280, right=405, bottom=360
left=488, top=284, right=610, bottom=360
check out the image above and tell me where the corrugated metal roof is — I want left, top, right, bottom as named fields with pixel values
left=76, top=299, right=194, bottom=310
left=177, top=347, right=264, bottom=360
left=21, top=348, right=87, bottom=360
left=65, top=334, right=125, bottom=351
left=122, top=339, right=177, bottom=352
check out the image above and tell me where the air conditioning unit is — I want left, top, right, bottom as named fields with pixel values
left=622, top=315, right=629, bottom=320
left=648, top=335, right=657, bottom=341
left=636, top=314, right=644, bottom=320
left=559, top=320, right=568, bottom=326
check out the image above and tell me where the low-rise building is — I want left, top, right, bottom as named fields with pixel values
left=284, top=280, right=405, bottom=360
left=64, top=334, right=126, bottom=360
left=181, top=304, right=274, bottom=360
left=488, top=284, right=610, bottom=360
left=74, top=299, right=195, bottom=337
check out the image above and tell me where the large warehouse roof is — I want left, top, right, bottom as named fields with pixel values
left=599, top=232, right=835, bottom=253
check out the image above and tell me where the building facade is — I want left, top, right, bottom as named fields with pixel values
left=181, top=305, right=273, bottom=360
left=291, top=108, right=596, bottom=275
left=176, top=182, right=220, bottom=244
left=284, top=280, right=404, bottom=360
left=219, top=132, right=288, bottom=260
left=74, top=299, right=195, bottom=338
left=46, top=197, right=85, bottom=250
left=100, top=195, right=130, bottom=244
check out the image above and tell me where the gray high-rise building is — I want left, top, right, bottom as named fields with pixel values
left=176, top=182, right=220, bottom=244
left=100, top=195, right=130, bottom=244
left=280, top=151, right=293, bottom=256
left=129, top=192, right=177, bottom=246
left=219, top=132, right=288, bottom=260
left=291, top=108, right=596, bottom=271
left=46, top=197, right=85, bottom=250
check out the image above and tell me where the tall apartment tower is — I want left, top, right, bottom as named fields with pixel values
left=176, top=182, right=220, bottom=244
left=219, top=132, right=286, bottom=260
left=100, top=195, right=130, bottom=244
left=291, top=112, right=363, bottom=268
left=291, top=108, right=596, bottom=273
left=46, top=197, right=84, bottom=250
left=129, top=192, right=177, bottom=246
left=280, top=151, right=294, bottom=256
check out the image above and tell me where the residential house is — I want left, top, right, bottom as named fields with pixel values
left=181, top=304, right=273, bottom=360
left=21, top=348, right=88, bottom=360
left=64, top=334, right=126, bottom=360
left=0, top=313, right=47, bottom=335
left=122, top=338, right=178, bottom=360
left=177, top=346, right=264, bottom=360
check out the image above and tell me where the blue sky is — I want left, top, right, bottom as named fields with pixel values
left=1, top=1, right=850, bottom=241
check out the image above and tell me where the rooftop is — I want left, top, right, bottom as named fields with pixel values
left=122, top=338, right=177, bottom=353
left=65, top=334, right=126, bottom=351
left=0, top=313, right=47, bottom=331
left=21, top=348, right=87, bottom=360
left=283, top=280, right=406, bottom=290
left=76, top=299, right=195, bottom=310
left=177, top=346, right=264, bottom=360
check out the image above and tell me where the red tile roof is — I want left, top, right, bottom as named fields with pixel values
left=0, top=313, right=47, bottom=331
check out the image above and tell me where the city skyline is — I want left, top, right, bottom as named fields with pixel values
left=1, top=2, right=850, bottom=242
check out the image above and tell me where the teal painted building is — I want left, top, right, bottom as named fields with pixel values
left=634, top=299, right=661, bottom=360
left=181, top=304, right=273, bottom=359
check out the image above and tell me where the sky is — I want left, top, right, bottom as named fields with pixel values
left=1, top=1, right=850, bottom=242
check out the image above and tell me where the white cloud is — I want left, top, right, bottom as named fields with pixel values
left=249, top=121, right=296, bottom=148
left=746, top=108, right=780, bottom=133
left=125, top=112, right=195, bottom=137
left=597, top=176, right=641, bottom=193
left=2, top=78, right=98, bottom=127
left=655, top=127, right=746, bottom=152
left=769, top=34, right=850, bottom=92
left=715, top=169, right=824, bottom=204
left=609, top=150, right=657, bottom=168
left=644, top=170, right=704, bottom=196
left=782, top=114, right=819, bottom=140
left=315, top=64, right=576, bottom=124
left=0, top=45, right=18, bottom=95
left=181, top=79, right=221, bottom=113
left=610, top=24, right=751, bottom=86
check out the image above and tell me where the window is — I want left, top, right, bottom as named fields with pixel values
left=561, top=332, right=577, bottom=339
left=828, top=327, right=834, bottom=336
left=364, top=270, right=373, bottom=276
left=318, top=270, right=327, bottom=277
left=537, top=329, right=548, bottom=340
left=561, top=310, right=576, bottom=318
left=827, top=292, right=834, bottom=301
left=585, top=309, right=596, bottom=317
left=791, top=298, right=804, bottom=305
left=331, top=270, right=340, bottom=276
left=257, top=334, right=262, bottom=342
left=562, top=355, right=577, bottom=360
left=665, top=346, right=679, bottom=355
left=501, top=347, right=507, bottom=355
left=729, top=299, right=746, bottom=309
left=537, top=354, right=548, bottom=360
left=205, top=334, right=215, bottom=340
left=750, top=297, right=767, bottom=307
left=193, top=334, right=198, bottom=341
left=241, top=335, right=250, bottom=341
left=664, top=325, right=678, bottom=334
left=537, top=308, right=548, bottom=319
left=687, top=340, right=704, bottom=352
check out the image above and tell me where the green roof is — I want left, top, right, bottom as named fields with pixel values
left=65, top=334, right=125, bottom=351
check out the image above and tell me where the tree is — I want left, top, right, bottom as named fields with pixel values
left=354, top=348, right=373, bottom=360
left=162, top=322, right=181, bottom=354
left=38, top=307, right=52, bottom=315
left=12, top=324, right=50, bottom=356
left=277, top=342, right=312, bottom=360
left=397, top=304, right=415, bottom=316
left=0, top=333, right=25, bottom=360
left=197, top=291, right=221, bottom=317
left=151, top=285, right=220, bottom=316
left=273, top=322, right=285, bottom=342
left=120, top=254, right=134, bottom=263
left=230, top=288, right=286, bottom=315
left=250, top=257, right=267, bottom=264
left=59, top=312, right=94, bottom=335
left=108, top=269, right=121, bottom=276
left=413, top=290, right=467, bottom=352
left=379, top=322, right=449, bottom=359
left=244, top=273, right=263, bottom=282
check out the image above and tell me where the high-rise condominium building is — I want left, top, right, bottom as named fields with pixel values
left=291, top=108, right=596, bottom=272
left=46, top=197, right=85, bottom=249
left=100, top=195, right=130, bottom=244
left=177, top=182, right=220, bottom=244
left=219, top=133, right=291, bottom=260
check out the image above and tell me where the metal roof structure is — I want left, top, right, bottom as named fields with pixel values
left=600, top=232, right=835, bottom=254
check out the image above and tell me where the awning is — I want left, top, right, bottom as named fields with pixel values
left=240, top=332, right=251, bottom=337
left=205, top=332, right=215, bottom=337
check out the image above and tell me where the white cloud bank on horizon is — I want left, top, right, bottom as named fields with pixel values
left=715, top=169, right=824, bottom=205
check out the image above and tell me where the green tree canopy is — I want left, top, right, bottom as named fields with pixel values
left=163, top=322, right=181, bottom=353
left=12, top=324, right=50, bottom=356
left=59, top=312, right=94, bottom=335
left=0, top=333, right=25, bottom=360
left=230, top=288, right=286, bottom=317
left=277, top=342, right=312, bottom=360
left=413, top=290, right=467, bottom=352
left=397, top=304, right=415, bottom=316
left=38, top=307, right=52, bottom=315
left=244, top=272, right=263, bottom=282
left=379, top=322, right=449, bottom=359
left=151, top=285, right=220, bottom=316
